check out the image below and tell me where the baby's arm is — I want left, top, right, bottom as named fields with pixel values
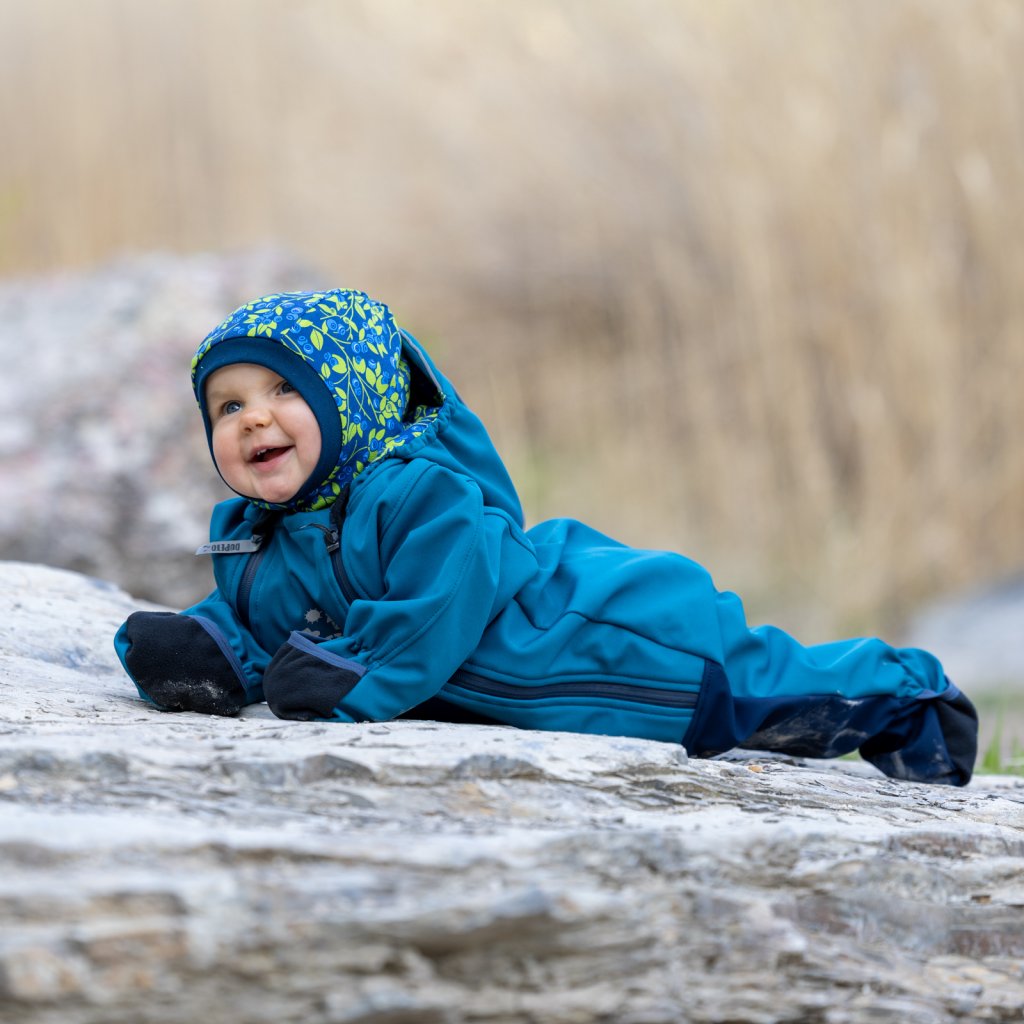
left=262, top=460, right=529, bottom=723
left=114, top=592, right=271, bottom=715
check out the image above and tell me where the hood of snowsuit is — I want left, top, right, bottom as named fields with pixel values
left=191, top=289, right=432, bottom=512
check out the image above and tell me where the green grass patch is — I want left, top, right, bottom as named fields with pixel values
left=980, top=723, right=1024, bottom=776
left=974, top=692, right=1024, bottom=776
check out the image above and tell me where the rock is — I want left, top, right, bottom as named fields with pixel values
left=1, top=561, right=1023, bottom=1023
left=0, top=249, right=324, bottom=609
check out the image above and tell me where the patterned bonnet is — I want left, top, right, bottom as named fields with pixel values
left=191, top=289, right=432, bottom=512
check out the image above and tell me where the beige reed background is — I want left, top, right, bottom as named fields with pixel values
left=1, top=0, right=1022, bottom=638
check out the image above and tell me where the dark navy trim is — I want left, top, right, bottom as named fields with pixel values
left=193, top=336, right=342, bottom=503
left=681, top=660, right=730, bottom=755
left=939, top=680, right=962, bottom=702
left=448, top=669, right=699, bottom=710
left=188, top=614, right=249, bottom=689
left=287, top=631, right=366, bottom=676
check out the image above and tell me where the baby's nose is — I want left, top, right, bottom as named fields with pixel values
left=242, top=405, right=271, bottom=428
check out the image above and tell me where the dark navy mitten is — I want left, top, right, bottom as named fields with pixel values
left=932, top=687, right=981, bottom=781
left=263, top=631, right=366, bottom=721
left=122, top=611, right=248, bottom=716
left=859, top=683, right=979, bottom=787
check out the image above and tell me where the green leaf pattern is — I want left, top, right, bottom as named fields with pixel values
left=191, top=289, right=439, bottom=511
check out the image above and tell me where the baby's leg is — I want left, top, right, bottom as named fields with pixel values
left=684, top=591, right=978, bottom=785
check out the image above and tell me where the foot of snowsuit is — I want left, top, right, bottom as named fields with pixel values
left=686, top=590, right=977, bottom=784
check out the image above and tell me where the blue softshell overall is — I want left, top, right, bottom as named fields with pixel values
left=116, top=311, right=977, bottom=786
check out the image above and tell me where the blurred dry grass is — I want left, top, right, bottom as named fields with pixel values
left=2, top=0, right=1023, bottom=637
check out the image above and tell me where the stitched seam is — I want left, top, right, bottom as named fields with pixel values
left=483, top=602, right=717, bottom=663
left=379, top=460, right=430, bottom=540
left=344, top=461, right=425, bottom=600
left=484, top=507, right=533, bottom=555
left=371, top=482, right=483, bottom=667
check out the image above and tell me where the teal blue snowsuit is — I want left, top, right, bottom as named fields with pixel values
left=114, top=290, right=978, bottom=785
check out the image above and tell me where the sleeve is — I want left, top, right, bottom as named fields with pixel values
left=262, top=462, right=512, bottom=723
left=114, top=589, right=272, bottom=715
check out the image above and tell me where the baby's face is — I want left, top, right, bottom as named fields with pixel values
left=205, top=363, right=322, bottom=504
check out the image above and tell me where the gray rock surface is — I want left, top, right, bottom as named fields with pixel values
left=1, top=560, right=1023, bottom=1024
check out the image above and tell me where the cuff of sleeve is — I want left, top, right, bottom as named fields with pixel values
left=189, top=615, right=264, bottom=704
left=263, top=631, right=366, bottom=721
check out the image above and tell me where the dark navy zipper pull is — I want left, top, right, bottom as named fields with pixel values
left=309, top=523, right=340, bottom=553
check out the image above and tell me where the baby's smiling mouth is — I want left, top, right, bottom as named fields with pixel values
left=250, top=446, right=292, bottom=464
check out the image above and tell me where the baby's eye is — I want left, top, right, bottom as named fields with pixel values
left=279, top=381, right=296, bottom=395
left=222, top=400, right=242, bottom=416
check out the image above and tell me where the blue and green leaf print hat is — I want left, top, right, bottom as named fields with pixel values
left=192, top=288, right=431, bottom=512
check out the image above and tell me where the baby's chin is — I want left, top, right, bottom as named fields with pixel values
left=227, top=469, right=305, bottom=505
left=235, top=479, right=303, bottom=505
left=252, top=488, right=302, bottom=505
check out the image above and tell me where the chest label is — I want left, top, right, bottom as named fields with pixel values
left=195, top=537, right=263, bottom=556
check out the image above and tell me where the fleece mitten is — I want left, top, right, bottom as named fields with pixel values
left=859, top=683, right=979, bottom=787
left=263, top=631, right=366, bottom=721
left=931, top=686, right=981, bottom=781
left=121, top=611, right=248, bottom=716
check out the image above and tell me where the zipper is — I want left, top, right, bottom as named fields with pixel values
left=235, top=511, right=281, bottom=632
left=236, top=547, right=265, bottom=632
left=312, top=523, right=357, bottom=604
left=448, top=669, right=699, bottom=710
left=325, top=485, right=356, bottom=604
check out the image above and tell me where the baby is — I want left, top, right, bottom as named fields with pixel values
left=115, top=289, right=978, bottom=785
